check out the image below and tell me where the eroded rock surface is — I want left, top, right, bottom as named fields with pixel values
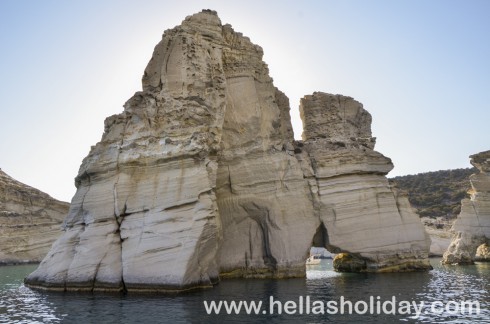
left=26, top=10, right=430, bottom=293
left=476, top=243, right=490, bottom=261
left=297, top=93, right=431, bottom=272
left=0, top=169, right=68, bottom=264
left=443, top=150, right=490, bottom=264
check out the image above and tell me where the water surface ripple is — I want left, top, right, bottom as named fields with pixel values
left=0, top=259, right=488, bottom=323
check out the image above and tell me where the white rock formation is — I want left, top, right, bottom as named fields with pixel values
left=27, top=10, right=227, bottom=292
left=0, top=169, right=68, bottom=264
left=298, top=93, right=431, bottom=272
left=443, top=150, right=490, bottom=264
left=26, top=10, right=431, bottom=292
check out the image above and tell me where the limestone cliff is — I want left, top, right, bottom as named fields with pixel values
left=0, top=169, right=68, bottom=264
left=443, top=150, right=490, bottom=264
left=25, top=10, right=430, bottom=293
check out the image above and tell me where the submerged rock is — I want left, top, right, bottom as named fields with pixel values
left=0, top=169, right=68, bottom=264
left=25, top=10, right=431, bottom=293
left=443, top=150, right=490, bottom=264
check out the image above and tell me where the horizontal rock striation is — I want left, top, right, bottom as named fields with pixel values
left=0, top=169, right=68, bottom=264
left=297, top=93, right=431, bottom=272
left=443, top=150, right=490, bottom=264
left=25, top=10, right=431, bottom=293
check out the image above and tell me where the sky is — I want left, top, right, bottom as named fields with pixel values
left=0, top=0, right=489, bottom=202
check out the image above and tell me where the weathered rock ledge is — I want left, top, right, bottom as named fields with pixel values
left=25, top=10, right=431, bottom=293
left=443, top=150, right=490, bottom=264
left=0, top=169, right=68, bottom=264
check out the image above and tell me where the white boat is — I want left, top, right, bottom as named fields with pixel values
left=306, top=254, right=321, bottom=265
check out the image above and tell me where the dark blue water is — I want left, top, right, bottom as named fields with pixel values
left=0, top=259, right=489, bottom=323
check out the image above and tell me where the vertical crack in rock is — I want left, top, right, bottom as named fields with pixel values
left=116, top=202, right=128, bottom=294
left=112, top=112, right=130, bottom=293
left=227, top=166, right=233, bottom=194
left=91, top=249, right=108, bottom=293
left=248, top=224, right=253, bottom=262
left=241, top=202, right=278, bottom=271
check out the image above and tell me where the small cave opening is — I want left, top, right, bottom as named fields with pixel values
left=306, top=222, right=338, bottom=266
left=311, top=221, right=329, bottom=248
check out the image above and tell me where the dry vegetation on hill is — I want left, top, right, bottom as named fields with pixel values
left=391, top=168, right=476, bottom=219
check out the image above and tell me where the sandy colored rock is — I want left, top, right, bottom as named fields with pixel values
left=443, top=150, right=490, bottom=264
left=297, top=93, right=431, bottom=272
left=27, top=10, right=226, bottom=292
left=475, top=243, right=490, bottom=261
left=26, top=10, right=431, bottom=293
left=0, top=169, right=68, bottom=264
left=333, top=253, right=367, bottom=272
left=299, top=93, right=373, bottom=147
left=443, top=232, right=486, bottom=264
left=421, top=217, right=453, bottom=257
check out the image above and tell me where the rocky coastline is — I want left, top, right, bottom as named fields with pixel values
left=25, top=10, right=431, bottom=293
left=0, top=169, right=68, bottom=264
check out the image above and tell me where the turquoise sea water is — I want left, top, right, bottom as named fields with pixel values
left=0, top=259, right=489, bottom=323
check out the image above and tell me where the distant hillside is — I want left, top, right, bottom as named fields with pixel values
left=390, top=168, right=476, bottom=219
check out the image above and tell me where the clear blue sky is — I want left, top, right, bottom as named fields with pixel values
left=1, top=0, right=489, bottom=202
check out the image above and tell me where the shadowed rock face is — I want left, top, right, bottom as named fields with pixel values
left=25, top=10, right=431, bottom=293
left=443, top=150, right=490, bottom=264
left=0, top=169, right=68, bottom=264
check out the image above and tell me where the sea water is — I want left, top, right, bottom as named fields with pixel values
left=0, top=259, right=488, bottom=323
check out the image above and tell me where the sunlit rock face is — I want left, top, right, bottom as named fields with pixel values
left=26, top=10, right=227, bottom=292
left=0, top=169, right=68, bottom=264
left=443, top=150, right=490, bottom=264
left=298, top=93, right=431, bottom=272
left=25, top=10, right=430, bottom=293
left=475, top=243, right=490, bottom=261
